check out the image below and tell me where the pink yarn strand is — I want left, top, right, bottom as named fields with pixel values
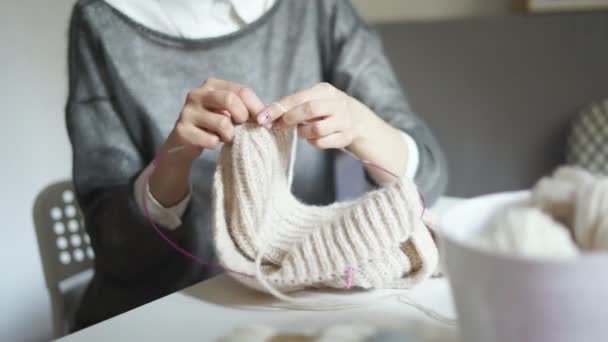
left=142, top=150, right=252, bottom=278
left=339, top=148, right=400, bottom=180
left=346, top=267, right=355, bottom=289
left=339, top=148, right=427, bottom=219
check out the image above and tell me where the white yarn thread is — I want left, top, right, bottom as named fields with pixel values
left=269, top=102, right=297, bottom=187
left=286, top=127, right=297, bottom=188
left=397, top=295, right=457, bottom=326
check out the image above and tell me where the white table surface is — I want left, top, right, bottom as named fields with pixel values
left=58, top=197, right=464, bottom=342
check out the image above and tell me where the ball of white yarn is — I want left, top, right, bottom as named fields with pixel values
left=573, top=179, right=608, bottom=251
left=472, top=207, right=579, bottom=259
left=531, top=166, right=597, bottom=228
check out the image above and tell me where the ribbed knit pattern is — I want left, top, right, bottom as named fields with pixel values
left=213, top=123, right=438, bottom=293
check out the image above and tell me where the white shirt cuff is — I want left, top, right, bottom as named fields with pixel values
left=134, top=164, right=191, bottom=230
left=401, top=131, right=419, bottom=179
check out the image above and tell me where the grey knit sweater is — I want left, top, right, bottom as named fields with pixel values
left=66, top=0, right=447, bottom=329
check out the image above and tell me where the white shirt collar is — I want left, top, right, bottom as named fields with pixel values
left=229, top=0, right=272, bottom=24
left=157, top=0, right=272, bottom=25
left=104, top=0, right=276, bottom=39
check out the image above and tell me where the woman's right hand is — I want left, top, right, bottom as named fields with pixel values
left=151, top=78, right=265, bottom=207
left=166, top=77, right=266, bottom=162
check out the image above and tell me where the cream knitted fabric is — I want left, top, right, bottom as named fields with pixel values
left=472, top=207, right=579, bottom=258
left=470, top=167, right=608, bottom=259
left=531, top=166, right=608, bottom=251
left=213, top=123, right=438, bottom=293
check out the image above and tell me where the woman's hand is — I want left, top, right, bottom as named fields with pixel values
left=151, top=78, right=265, bottom=207
left=255, top=82, right=371, bottom=149
left=255, top=82, right=409, bottom=185
left=167, top=77, right=265, bottom=162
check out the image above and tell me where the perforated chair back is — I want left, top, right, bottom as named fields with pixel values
left=33, top=181, right=94, bottom=284
left=32, top=180, right=94, bottom=337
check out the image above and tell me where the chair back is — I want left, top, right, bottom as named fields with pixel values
left=32, top=181, right=94, bottom=288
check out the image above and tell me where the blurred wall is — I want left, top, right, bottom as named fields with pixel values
left=377, top=12, right=608, bottom=196
left=0, top=1, right=76, bottom=341
left=0, top=1, right=607, bottom=341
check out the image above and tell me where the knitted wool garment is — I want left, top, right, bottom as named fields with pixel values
left=472, top=207, right=579, bottom=259
left=531, top=166, right=608, bottom=251
left=213, top=123, right=438, bottom=293
left=468, top=166, right=608, bottom=259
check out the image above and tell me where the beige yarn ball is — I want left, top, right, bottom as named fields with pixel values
left=472, top=207, right=579, bottom=259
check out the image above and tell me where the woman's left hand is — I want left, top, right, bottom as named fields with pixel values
left=255, top=82, right=411, bottom=186
left=255, top=82, right=374, bottom=149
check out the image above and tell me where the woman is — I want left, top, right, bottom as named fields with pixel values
left=66, top=0, right=447, bottom=330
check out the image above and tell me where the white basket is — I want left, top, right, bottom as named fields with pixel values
left=439, top=191, right=608, bottom=342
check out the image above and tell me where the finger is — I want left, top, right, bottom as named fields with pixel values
left=255, top=102, right=288, bottom=128
left=281, top=99, right=344, bottom=128
left=201, top=77, right=243, bottom=93
left=202, top=78, right=265, bottom=121
left=256, top=82, right=337, bottom=125
left=185, top=110, right=235, bottom=143
left=237, top=87, right=266, bottom=118
left=184, top=87, right=206, bottom=105
left=297, top=115, right=342, bottom=140
left=175, top=122, right=221, bottom=150
left=201, top=90, right=248, bottom=124
left=308, top=132, right=350, bottom=150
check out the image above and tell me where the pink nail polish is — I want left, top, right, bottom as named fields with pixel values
left=257, top=113, right=270, bottom=125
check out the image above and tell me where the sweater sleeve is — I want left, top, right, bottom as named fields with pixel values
left=133, top=164, right=191, bottom=230
left=65, top=3, right=198, bottom=282
left=324, top=0, right=448, bottom=204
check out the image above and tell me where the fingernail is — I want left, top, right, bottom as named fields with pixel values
left=257, top=112, right=270, bottom=125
